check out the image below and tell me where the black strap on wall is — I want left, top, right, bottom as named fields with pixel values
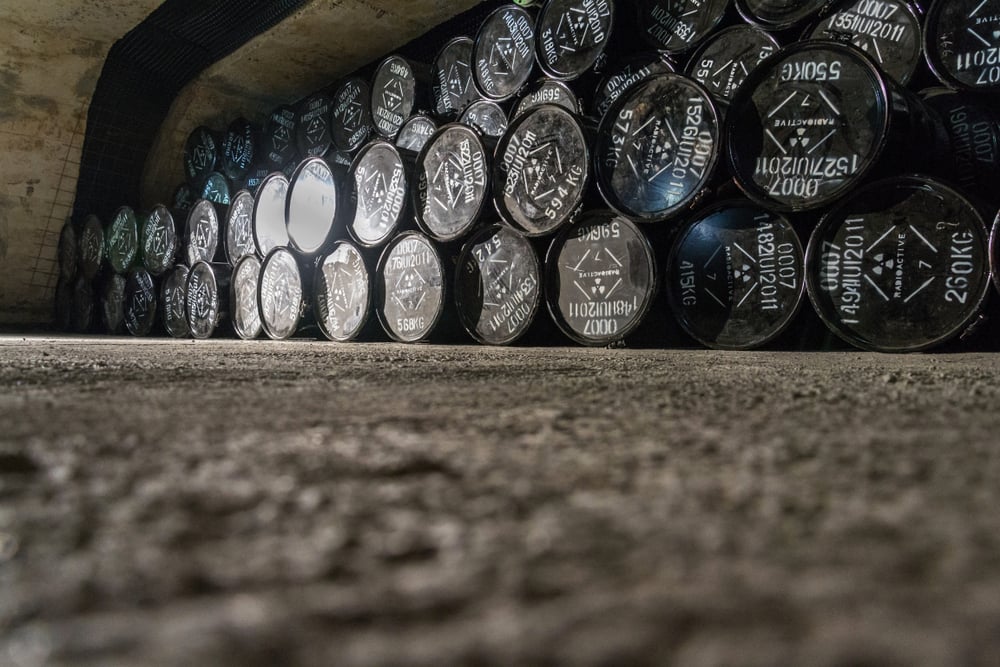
left=73, top=0, right=310, bottom=223
left=73, top=0, right=507, bottom=223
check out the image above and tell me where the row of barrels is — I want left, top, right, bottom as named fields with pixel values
left=57, top=0, right=1000, bottom=351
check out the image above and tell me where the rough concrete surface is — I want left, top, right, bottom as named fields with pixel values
left=1, top=336, right=999, bottom=666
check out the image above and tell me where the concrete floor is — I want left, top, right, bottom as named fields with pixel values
left=1, top=336, right=1000, bottom=666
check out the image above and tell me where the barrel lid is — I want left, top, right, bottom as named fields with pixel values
left=726, top=40, right=891, bottom=213
left=396, top=114, right=439, bottom=153
left=473, top=5, right=537, bottom=101
left=332, top=77, right=375, bottom=153
left=79, top=214, right=105, bottom=280
left=141, top=204, right=177, bottom=277
left=460, top=100, right=509, bottom=139
left=372, top=55, right=417, bottom=140
left=666, top=201, right=805, bottom=350
left=736, top=0, right=832, bottom=31
left=185, top=199, right=219, bottom=266
left=71, top=276, right=94, bottom=333
left=172, top=183, right=195, bottom=214
left=286, top=156, right=338, bottom=256
left=186, top=261, right=221, bottom=340
left=536, top=0, right=615, bottom=80
left=263, top=105, right=298, bottom=170
left=806, top=175, right=991, bottom=352
left=296, top=94, right=334, bottom=158
left=252, top=172, right=290, bottom=257
left=595, top=73, right=720, bottom=222
left=161, top=264, right=190, bottom=338
left=58, top=221, right=78, bottom=282
left=231, top=254, right=263, bottom=340
left=636, top=0, right=729, bottom=55
left=545, top=211, right=657, bottom=346
left=433, top=36, right=482, bottom=117
left=348, top=141, right=407, bottom=248
left=455, top=224, right=542, bottom=345
left=101, top=272, right=127, bottom=334
left=200, top=171, right=231, bottom=207
left=686, top=25, right=779, bottom=108
left=184, top=126, right=219, bottom=184
left=258, top=246, right=305, bottom=340
left=808, top=0, right=922, bottom=86
left=376, top=231, right=446, bottom=343
left=494, top=104, right=589, bottom=236
left=921, top=87, right=1000, bottom=197
left=225, top=190, right=257, bottom=266
left=221, top=117, right=258, bottom=183
left=925, top=0, right=1000, bottom=92
left=314, top=241, right=371, bottom=342
left=413, top=124, right=490, bottom=242
left=591, top=52, right=674, bottom=122
left=514, top=78, right=581, bottom=118
left=124, top=268, right=158, bottom=337
left=106, top=206, right=139, bottom=274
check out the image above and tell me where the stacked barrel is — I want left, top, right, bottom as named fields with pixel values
left=57, top=0, right=1000, bottom=352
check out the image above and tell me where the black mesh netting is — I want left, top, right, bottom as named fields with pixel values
left=73, top=0, right=507, bottom=224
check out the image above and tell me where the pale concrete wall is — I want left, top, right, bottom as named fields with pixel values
left=0, top=2, right=161, bottom=325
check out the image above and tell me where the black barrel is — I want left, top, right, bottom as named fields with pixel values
left=635, top=0, right=729, bottom=55
left=79, top=214, right=105, bottom=281
left=371, top=55, right=432, bottom=140
left=413, top=124, right=491, bottom=243
left=375, top=231, right=452, bottom=343
left=231, top=255, right=263, bottom=340
left=536, top=0, right=615, bottom=80
left=258, top=246, right=313, bottom=340
left=924, top=0, right=1000, bottom=93
left=332, top=77, right=376, bottom=154
left=314, top=241, right=374, bottom=342
left=161, top=264, right=190, bottom=339
left=736, top=0, right=833, bottom=31
left=473, top=4, right=537, bottom=101
left=172, top=183, right=195, bottom=215
left=726, top=41, right=950, bottom=213
left=591, top=52, right=674, bottom=121
left=286, top=156, right=340, bottom=257
left=124, top=268, right=158, bottom=337
left=100, top=272, right=127, bottom=335
left=685, top=25, right=780, bottom=111
left=57, top=221, right=78, bottom=282
left=262, top=105, right=298, bottom=171
left=186, top=261, right=232, bottom=340
left=184, top=199, right=220, bottom=266
left=221, top=117, right=259, bottom=183
left=595, top=73, right=721, bottom=223
left=242, top=162, right=271, bottom=194
left=346, top=140, right=410, bottom=249
left=296, top=94, right=334, bottom=159
left=224, top=189, right=257, bottom=267
left=184, top=126, right=221, bottom=185
left=922, top=87, right=1000, bottom=203
left=396, top=114, right=439, bottom=154
left=545, top=211, right=657, bottom=346
left=459, top=100, right=510, bottom=139
left=455, top=224, right=543, bottom=345
left=807, top=0, right=923, bottom=86
left=106, top=206, right=139, bottom=274
left=494, top=104, right=590, bottom=237
left=665, top=200, right=806, bottom=350
left=200, top=171, right=232, bottom=208
left=433, top=36, right=482, bottom=118
left=140, top=204, right=179, bottom=278
left=252, top=172, right=290, bottom=258
left=514, top=78, right=581, bottom=118
left=53, top=276, right=72, bottom=332
left=806, top=175, right=991, bottom=352
left=71, top=276, right=95, bottom=333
